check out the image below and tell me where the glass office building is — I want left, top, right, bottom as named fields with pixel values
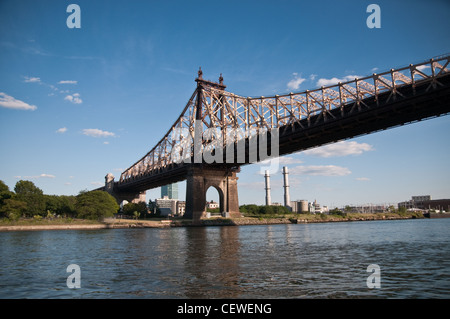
left=161, top=183, right=178, bottom=199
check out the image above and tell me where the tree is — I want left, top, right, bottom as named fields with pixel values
left=239, top=204, right=259, bottom=215
left=329, top=208, right=346, bottom=217
left=45, top=195, right=76, bottom=217
left=75, top=190, right=119, bottom=220
left=122, top=201, right=147, bottom=217
left=0, top=198, right=27, bottom=220
left=0, top=180, right=14, bottom=217
left=14, top=180, right=45, bottom=217
left=0, top=180, right=12, bottom=201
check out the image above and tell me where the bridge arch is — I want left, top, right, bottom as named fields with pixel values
left=184, top=166, right=241, bottom=221
left=205, top=184, right=225, bottom=215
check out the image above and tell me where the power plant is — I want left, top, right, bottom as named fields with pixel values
left=264, top=170, right=271, bottom=206
left=263, top=166, right=328, bottom=214
left=283, top=166, right=291, bottom=209
left=264, top=166, right=291, bottom=209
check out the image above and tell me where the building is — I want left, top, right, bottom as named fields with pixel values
left=399, top=195, right=450, bottom=212
left=156, top=196, right=178, bottom=216
left=313, top=200, right=321, bottom=214
left=290, top=200, right=309, bottom=213
left=176, top=201, right=186, bottom=216
left=346, top=205, right=388, bottom=213
left=412, top=195, right=432, bottom=202
left=206, top=200, right=219, bottom=210
left=161, top=183, right=178, bottom=199
left=421, top=199, right=450, bottom=212
left=154, top=196, right=186, bottom=217
left=398, top=195, right=432, bottom=210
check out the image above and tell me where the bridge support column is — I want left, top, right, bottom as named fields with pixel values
left=104, top=173, right=146, bottom=204
left=184, top=167, right=241, bottom=222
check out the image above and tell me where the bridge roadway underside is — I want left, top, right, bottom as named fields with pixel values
left=278, top=73, right=450, bottom=156
left=113, top=73, right=450, bottom=219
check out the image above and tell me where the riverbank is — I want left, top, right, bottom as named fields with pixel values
left=0, top=211, right=431, bottom=231
left=0, top=218, right=168, bottom=232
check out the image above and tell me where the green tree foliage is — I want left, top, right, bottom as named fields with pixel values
left=14, top=180, right=45, bottom=217
left=239, top=204, right=259, bottom=215
left=0, top=180, right=14, bottom=217
left=45, top=195, right=76, bottom=217
left=122, top=201, right=148, bottom=217
left=397, top=206, right=407, bottom=215
left=148, top=199, right=161, bottom=216
left=239, top=204, right=291, bottom=215
left=0, top=180, right=12, bottom=201
left=329, top=208, right=346, bottom=217
left=0, top=198, right=27, bottom=220
left=75, top=190, right=119, bottom=220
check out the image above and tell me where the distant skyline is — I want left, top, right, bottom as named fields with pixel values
left=1, top=0, right=449, bottom=208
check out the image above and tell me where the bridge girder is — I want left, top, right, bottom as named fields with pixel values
left=102, top=55, right=450, bottom=221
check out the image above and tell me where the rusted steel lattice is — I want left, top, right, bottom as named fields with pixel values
left=119, top=55, right=449, bottom=184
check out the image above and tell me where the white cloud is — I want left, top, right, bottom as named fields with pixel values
left=258, top=155, right=303, bottom=169
left=371, top=67, right=379, bottom=72
left=82, top=128, right=116, bottom=138
left=287, top=73, right=306, bottom=90
left=20, top=173, right=56, bottom=179
left=303, top=141, right=374, bottom=158
left=355, top=177, right=370, bottom=181
left=290, top=165, right=351, bottom=176
left=58, top=80, right=78, bottom=84
left=56, top=127, right=68, bottom=134
left=277, top=156, right=304, bottom=165
left=416, top=65, right=430, bottom=71
left=316, top=75, right=360, bottom=87
left=64, top=93, right=82, bottom=104
left=0, top=92, right=37, bottom=111
left=24, top=76, right=41, bottom=83
left=90, top=181, right=103, bottom=186
left=39, top=174, right=56, bottom=178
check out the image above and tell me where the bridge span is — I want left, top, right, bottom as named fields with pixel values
left=97, top=55, right=450, bottom=221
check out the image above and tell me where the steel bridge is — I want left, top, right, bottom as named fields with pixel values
left=100, top=55, right=450, bottom=221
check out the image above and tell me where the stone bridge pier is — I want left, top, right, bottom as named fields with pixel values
left=105, top=173, right=146, bottom=204
left=184, top=166, right=241, bottom=221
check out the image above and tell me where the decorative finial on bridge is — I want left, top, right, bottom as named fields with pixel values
left=219, top=73, right=224, bottom=85
left=198, top=67, right=203, bottom=80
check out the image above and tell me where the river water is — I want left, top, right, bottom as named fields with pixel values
left=0, top=218, right=449, bottom=299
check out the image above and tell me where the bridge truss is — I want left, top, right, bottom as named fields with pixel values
left=119, top=55, right=450, bottom=185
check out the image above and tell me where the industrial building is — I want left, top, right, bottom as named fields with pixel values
left=290, top=200, right=309, bottom=213
left=398, top=195, right=450, bottom=212
left=263, top=166, right=329, bottom=214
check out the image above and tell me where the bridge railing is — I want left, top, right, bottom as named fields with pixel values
left=208, top=56, right=449, bottom=131
left=119, top=55, right=449, bottom=185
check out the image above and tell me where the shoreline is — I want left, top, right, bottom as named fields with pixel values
left=1, top=213, right=445, bottom=232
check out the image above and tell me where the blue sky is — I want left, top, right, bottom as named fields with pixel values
left=1, top=0, right=449, bottom=208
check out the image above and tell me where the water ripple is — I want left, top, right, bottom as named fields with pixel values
left=0, top=219, right=449, bottom=298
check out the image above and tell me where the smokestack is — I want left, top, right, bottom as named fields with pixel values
left=265, top=170, right=271, bottom=206
left=283, top=166, right=291, bottom=208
